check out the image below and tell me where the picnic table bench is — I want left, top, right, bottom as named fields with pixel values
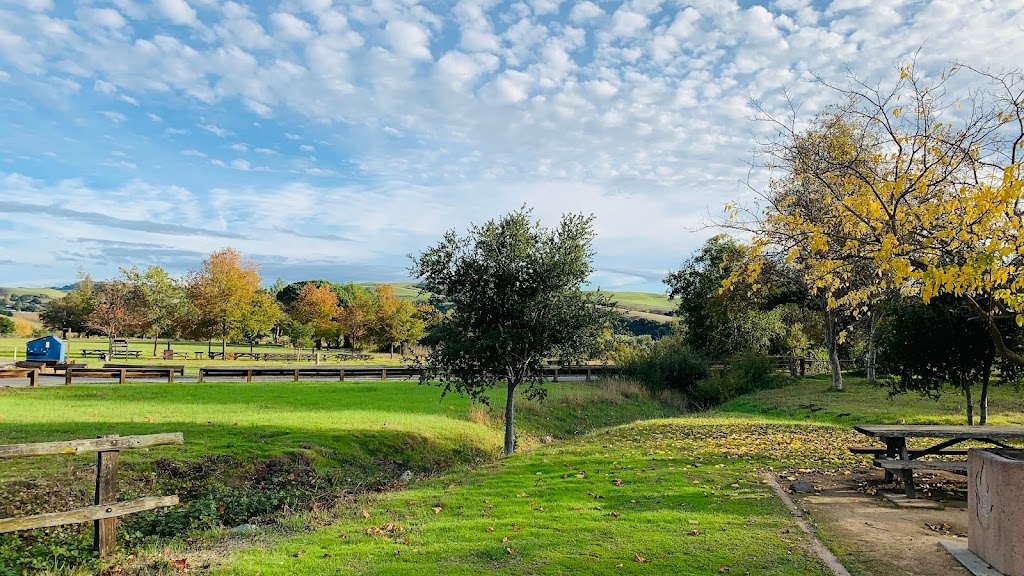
left=853, top=424, right=1024, bottom=498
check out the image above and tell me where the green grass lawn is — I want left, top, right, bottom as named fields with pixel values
left=0, top=336, right=407, bottom=373
left=4, top=374, right=1019, bottom=575
left=714, top=373, right=1024, bottom=426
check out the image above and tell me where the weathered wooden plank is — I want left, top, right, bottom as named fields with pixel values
left=94, top=438, right=119, bottom=555
left=849, top=447, right=968, bottom=456
left=0, top=496, right=179, bottom=534
left=0, top=433, right=184, bottom=459
left=873, top=458, right=969, bottom=472
left=855, top=425, right=1024, bottom=439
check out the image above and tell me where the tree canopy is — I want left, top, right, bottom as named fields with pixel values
left=411, top=207, right=614, bottom=456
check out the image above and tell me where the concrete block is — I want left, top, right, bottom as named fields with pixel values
left=969, top=448, right=1024, bottom=576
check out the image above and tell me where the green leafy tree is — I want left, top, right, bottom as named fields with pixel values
left=0, top=315, right=15, bottom=336
left=39, top=270, right=96, bottom=338
left=411, top=207, right=614, bottom=456
left=371, top=285, right=426, bottom=357
left=237, top=291, right=284, bottom=351
left=122, top=265, right=187, bottom=355
left=877, top=295, right=1017, bottom=425
left=338, top=286, right=376, bottom=351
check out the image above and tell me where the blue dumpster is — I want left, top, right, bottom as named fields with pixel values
left=26, top=336, right=65, bottom=363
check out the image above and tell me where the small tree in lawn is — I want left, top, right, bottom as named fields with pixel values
left=0, top=315, right=16, bottom=336
left=411, top=207, right=614, bottom=456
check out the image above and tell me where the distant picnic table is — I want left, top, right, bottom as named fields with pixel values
left=853, top=424, right=1024, bottom=498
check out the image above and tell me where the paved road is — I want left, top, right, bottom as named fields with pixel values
left=1, top=374, right=590, bottom=388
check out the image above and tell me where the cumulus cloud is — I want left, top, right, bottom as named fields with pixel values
left=155, top=0, right=199, bottom=26
left=2, top=0, right=1024, bottom=288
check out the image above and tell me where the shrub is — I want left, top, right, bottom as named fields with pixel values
left=621, top=336, right=710, bottom=393
left=626, top=344, right=781, bottom=410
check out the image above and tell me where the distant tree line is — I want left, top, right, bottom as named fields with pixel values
left=38, top=249, right=429, bottom=357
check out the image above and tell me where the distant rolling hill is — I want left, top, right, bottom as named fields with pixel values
left=366, top=282, right=675, bottom=323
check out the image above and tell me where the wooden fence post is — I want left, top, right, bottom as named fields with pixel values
left=294, top=368, right=300, bottom=382
left=585, top=368, right=591, bottom=382
left=65, top=369, right=73, bottom=386
left=246, top=369, right=253, bottom=383
left=94, top=435, right=120, bottom=557
left=553, top=369, right=559, bottom=382
left=119, top=369, right=126, bottom=385
left=198, top=369, right=205, bottom=384
left=167, top=370, right=174, bottom=384
left=339, top=369, right=345, bottom=382
left=29, top=369, right=38, bottom=387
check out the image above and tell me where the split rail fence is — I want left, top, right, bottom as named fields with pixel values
left=0, top=433, right=184, bottom=556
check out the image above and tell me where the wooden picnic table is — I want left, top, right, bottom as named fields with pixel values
left=854, top=424, right=1024, bottom=498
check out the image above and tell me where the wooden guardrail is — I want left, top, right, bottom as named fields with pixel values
left=0, top=433, right=184, bottom=556
left=64, top=367, right=178, bottom=385
left=0, top=368, right=40, bottom=386
left=197, top=365, right=620, bottom=383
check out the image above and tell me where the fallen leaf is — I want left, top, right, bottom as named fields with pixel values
left=719, top=568, right=730, bottom=573
left=432, top=507, right=442, bottom=515
left=322, top=553, right=332, bottom=558
left=170, top=558, right=187, bottom=571
left=339, top=533, right=348, bottom=539
left=608, top=512, right=621, bottom=518
left=486, top=527, right=495, bottom=533
left=633, top=553, right=648, bottom=564
left=612, top=478, right=623, bottom=486
left=361, top=510, right=370, bottom=519
left=502, top=536, right=509, bottom=543
left=512, top=524, right=521, bottom=532
left=506, top=548, right=514, bottom=555
left=688, top=530, right=700, bottom=536
left=294, top=551, right=303, bottom=558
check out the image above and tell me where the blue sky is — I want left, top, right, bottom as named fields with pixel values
left=1, top=0, right=1023, bottom=291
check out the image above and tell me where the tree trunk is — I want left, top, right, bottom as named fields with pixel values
left=221, top=336, right=226, bottom=357
left=503, top=380, right=518, bottom=457
left=980, top=358, right=992, bottom=426
left=823, top=303, right=843, bottom=391
left=152, top=335, right=158, bottom=357
left=390, top=343, right=395, bottom=359
left=964, top=382, right=974, bottom=425
left=866, top=308, right=880, bottom=384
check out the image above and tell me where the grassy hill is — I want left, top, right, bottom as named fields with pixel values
left=1, top=287, right=67, bottom=299
left=368, top=283, right=675, bottom=322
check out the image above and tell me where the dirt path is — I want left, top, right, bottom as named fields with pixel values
left=789, top=472, right=971, bottom=576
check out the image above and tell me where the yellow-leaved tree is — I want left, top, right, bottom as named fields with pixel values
left=730, top=59, right=1024, bottom=371
left=186, top=248, right=262, bottom=356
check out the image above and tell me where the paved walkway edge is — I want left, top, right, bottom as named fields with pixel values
left=940, top=540, right=1005, bottom=576
left=764, top=472, right=852, bottom=576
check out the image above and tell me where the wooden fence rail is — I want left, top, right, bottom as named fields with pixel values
left=196, top=365, right=621, bottom=383
left=0, top=433, right=184, bottom=557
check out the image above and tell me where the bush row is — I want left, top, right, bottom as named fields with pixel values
left=619, top=336, right=783, bottom=410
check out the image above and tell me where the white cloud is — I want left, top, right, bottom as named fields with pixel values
left=86, top=8, right=127, bottom=29
left=99, top=111, right=126, bottom=123
left=384, top=20, right=432, bottom=61
left=181, top=149, right=206, bottom=157
left=155, top=0, right=199, bottom=26
left=198, top=123, right=232, bottom=137
left=284, top=133, right=302, bottom=140
left=147, top=112, right=162, bottom=122
left=254, top=147, right=276, bottom=154
left=271, top=12, right=314, bottom=41
left=230, top=143, right=249, bottom=151
left=230, top=159, right=251, bottom=170
left=299, top=144, right=315, bottom=152
left=165, top=128, right=189, bottom=135
left=609, top=9, right=649, bottom=37
left=569, top=1, right=603, bottom=22
left=94, top=80, right=117, bottom=94
left=119, top=94, right=139, bottom=106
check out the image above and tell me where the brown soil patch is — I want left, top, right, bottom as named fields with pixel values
left=785, top=469, right=971, bottom=576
